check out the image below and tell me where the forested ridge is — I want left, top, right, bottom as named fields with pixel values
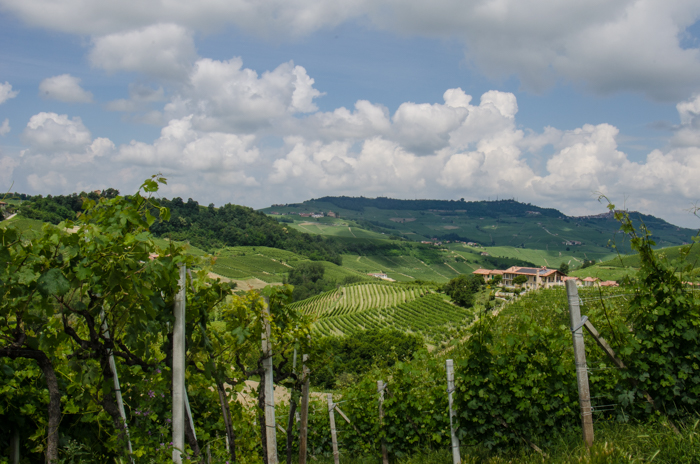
left=8, top=192, right=341, bottom=263
left=308, top=196, right=563, bottom=217
left=5, top=191, right=474, bottom=267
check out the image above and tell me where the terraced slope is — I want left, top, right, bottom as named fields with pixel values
left=289, top=282, right=429, bottom=317
left=290, top=281, right=474, bottom=343
left=312, top=293, right=473, bottom=343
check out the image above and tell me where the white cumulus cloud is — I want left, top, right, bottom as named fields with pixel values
left=0, top=82, right=19, bottom=104
left=672, top=94, right=700, bottom=147
left=0, top=119, right=10, bottom=136
left=163, top=57, right=323, bottom=132
left=90, top=24, right=197, bottom=79
left=39, top=74, right=93, bottom=103
left=22, top=112, right=93, bottom=153
left=117, top=116, right=259, bottom=185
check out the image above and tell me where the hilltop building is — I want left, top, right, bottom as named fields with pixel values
left=474, top=266, right=565, bottom=289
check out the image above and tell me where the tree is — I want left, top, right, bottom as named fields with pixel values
left=491, top=274, right=503, bottom=285
left=513, top=275, right=528, bottom=287
left=444, top=274, right=484, bottom=307
left=558, top=262, right=569, bottom=275
left=286, top=261, right=334, bottom=301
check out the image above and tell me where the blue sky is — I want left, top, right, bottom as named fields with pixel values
left=0, top=0, right=699, bottom=227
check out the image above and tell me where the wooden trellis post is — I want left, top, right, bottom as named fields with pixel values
left=327, top=393, right=340, bottom=464
left=378, top=380, right=389, bottom=464
left=566, top=280, right=594, bottom=448
left=446, top=359, right=461, bottom=464
left=173, top=265, right=186, bottom=463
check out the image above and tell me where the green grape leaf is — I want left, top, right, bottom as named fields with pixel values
left=37, top=268, right=70, bottom=297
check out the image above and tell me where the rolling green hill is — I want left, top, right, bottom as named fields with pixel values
left=571, top=241, right=700, bottom=282
left=261, top=197, right=696, bottom=255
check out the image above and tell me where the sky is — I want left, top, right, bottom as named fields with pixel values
left=1, top=1, right=700, bottom=227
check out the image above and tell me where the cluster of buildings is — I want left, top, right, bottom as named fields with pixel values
left=473, top=266, right=619, bottom=289
left=269, top=211, right=338, bottom=218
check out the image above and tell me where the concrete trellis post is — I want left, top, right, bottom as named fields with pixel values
left=173, top=265, right=187, bottom=463
left=298, top=354, right=310, bottom=464
left=185, top=389, right=197, bottom=442
left=377, top=380, right=389, bottom=464
left=446, top=359, right=461, bottom=464
left=262, top=296, right=278, bottom=464
left=10, top=429, right=19, bottom=464
left=566, top=280, right=594, bottom=448
left=100, top=309, right=135, bottom=462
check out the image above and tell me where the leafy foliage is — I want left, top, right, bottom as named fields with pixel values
left=309, top=329, right=424, bottom=389
left=608, top=203, right=700, bottom=419
left=451, top=287, right=638, bottom=450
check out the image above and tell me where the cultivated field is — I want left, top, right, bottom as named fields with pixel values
left=289, top=282, right=475, bottom=343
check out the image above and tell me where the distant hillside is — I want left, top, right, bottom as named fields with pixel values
left=3, top=191, right=346, bottom=265
left=307, top=196, right=562, bottom=218
left=261, top=196, right=696, bottom=255
left=571, top=241, right=700, bottom=282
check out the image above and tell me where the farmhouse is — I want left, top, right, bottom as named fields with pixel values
left=473, top=269, right=504, bottom=283
left=562, top=276, right=582, bottom=286
left=474, top=266, right=565, bottom=289
left=368, top=272, right=394, bottom=281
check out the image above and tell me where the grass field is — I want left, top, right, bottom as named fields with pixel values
left=0, top=215, right=45, bottom=234
left=340, top=254, right=461, bottom=282
left=463, top=244, right=618, bottom=269
left=210, top=246, right=367, bottom=283
left=288, top=219, right=389, bottom=241
left=151, top=237, right=208, bottom=256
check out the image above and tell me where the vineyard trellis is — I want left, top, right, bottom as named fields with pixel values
left=3, top=185, right=699, bottom=462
